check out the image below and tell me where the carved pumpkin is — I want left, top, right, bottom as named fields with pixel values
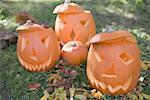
left=61, top=41, right=88, bottom=65
left=87, top=30, right=141, bottom=95
left=53, top=2, right=96, bottom=45
left=16, top=21, right=60, bottom=72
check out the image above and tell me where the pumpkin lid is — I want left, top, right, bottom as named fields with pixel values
left=53, top=3, right=84, bottom=14
left=90, top=30, right=136, bottom=44
left=16, top=20, right=45, bottom=33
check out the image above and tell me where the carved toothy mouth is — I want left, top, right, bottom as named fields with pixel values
left=30, top=56, right=38, bottom=61
left=92, top=76, right=132, bottom=93
left=101, top=74, right=117, bottom=78
left=18, top=53, right=53, bottom=71
left=87, top=64, right=132, bottom=94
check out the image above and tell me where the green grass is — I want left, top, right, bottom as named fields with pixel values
left=0, top=49, right=49, bottom=99
left=0, top=0, right=150, bottom=99
left=1, top=0, right=150, bottom=33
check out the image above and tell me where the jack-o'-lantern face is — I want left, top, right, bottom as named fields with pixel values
left=53, top=3, right=96, bottom=44
left=87, top=30, right=141, bottom=95
left=17, top=22, right=60, bottom=72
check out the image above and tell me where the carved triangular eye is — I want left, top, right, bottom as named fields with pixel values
left=60, top=21, right=66, bottom=26
left=21, top=37, right=29, bottom=51
left=59, top=21, right=66, bottom=29
left=41, top=36, right=50, bottom=48
left=80, top=20, right=86, bottom=26
left=62, top=21, right=66, bottom=25
left=94, top=51, right=102, bottom=62
left=120, top=52, right=134, bottom=64
left=70, top=30, right=75, bottom=40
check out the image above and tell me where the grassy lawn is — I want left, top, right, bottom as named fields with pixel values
left=0, top=0, right=150, bottom=99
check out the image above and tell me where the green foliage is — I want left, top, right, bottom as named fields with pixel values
left=0, top=50, right=51, bottom=99
left=0, top=17, right=19, bottom=32
left=0, top=1, right=62, bottom=29
left=0, top=8, right=19, bottom=32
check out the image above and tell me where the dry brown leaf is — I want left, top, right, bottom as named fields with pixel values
left=142, top=93, right=150, bottom=99
left=27, top=83, right=41, bottom=90
left=91, top=89, right=102, bottom=99
left=69, top=87, right=75, bottom=100
left=141, top=61, right=150, bottom=70
left=15, top=11, right=35, bottom=24
left=40, top=90, right=50, bottom=100
left=47, top=74, right=62, bottom=85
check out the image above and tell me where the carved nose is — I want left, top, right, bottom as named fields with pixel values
left=102, top=64, right=117, bottom=78
left=70, top=30, right=75, bottom=40
left=30, top=48, right=38, bottom=61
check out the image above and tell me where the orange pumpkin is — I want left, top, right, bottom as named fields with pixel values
left=87, top=30, right=141, bottom=95
left=53, top=2, right=96, bottom=45
left=16, top=21, right=60, bottom=72
left=61, top=41, right=88, bottom=65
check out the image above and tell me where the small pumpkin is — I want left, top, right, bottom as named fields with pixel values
left=87, top=30, right=141, bottom=95
left=16, top=21, right=60, bottom=72
left=61, top=41, right=88, bottom=65
left=53, top=1, right=96, bottom=45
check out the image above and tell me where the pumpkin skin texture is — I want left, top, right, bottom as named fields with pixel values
left=87, top=30, right=141, bottom=95
left=61, top=41, right=88, bottom=65
left=53, top=3, right=96, bottom=45
left=16, top=22, right=60, bottom=72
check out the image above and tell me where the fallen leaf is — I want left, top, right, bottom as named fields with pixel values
left=49, top=87, right=67, bottom=100
left=139, top=76, right=145, bottom=82
left=55, top=59, right=65, bottom=68
left=75, top=94, right=87, bottom=100
left=141, top=61, right=150, bottom=70
left=41, top=90, right=50, bottom=100
left=65, top=69, right=78, bottom=77
left=47, top=74, right=62, bottom=85
left=69, top=87, right=75, bottom=100
left=15, top=11, right=35, bottom=24
left=137, top=93, right=144, bottom=100
left=53, top=78, right=73, bottom=90
left=143, top=61, right=150, bottom=66
left=27, top=83, right=41, bottom=90
left=142, top=93, right=150, bottom=99
left=91, top=89, right=96, bottom=94
left=91, top=89, right=102, bottom=99
left=74, top=88, right=89, bottom=100
left=58, top=67, right=65, bottom=73
left=46, top=87, right=54, bottom=93
left=135, top=85, right=143, bottom=94
left=127, top=93, right=138, bottom=100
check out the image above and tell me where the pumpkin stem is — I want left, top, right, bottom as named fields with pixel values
left=68, top=42, right=77, bottom=47
left=25, top=20, right=33, bottom=25
left=72, top=43, right=77, bottom=47
left=64, top=0, right=71, bottom=4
